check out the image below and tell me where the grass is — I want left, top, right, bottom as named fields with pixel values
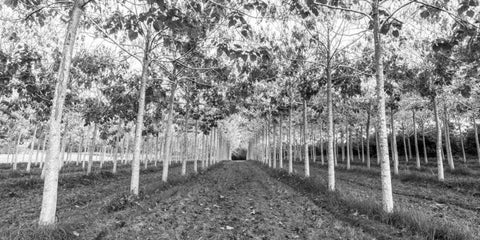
left=260, top=163, right=474, bottom=240
left=0, top=223, right=79, bottom=240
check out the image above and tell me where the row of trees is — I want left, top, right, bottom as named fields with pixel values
left=1, top=0, right=480, bottom=228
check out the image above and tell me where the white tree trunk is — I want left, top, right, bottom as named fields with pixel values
left=433, top=97, right=444, bottom=181
left=130, top=31, right=151, bottom=194
left=373, top=0, right=394, bottom=213
left=39, top=0, right=85, bottom=226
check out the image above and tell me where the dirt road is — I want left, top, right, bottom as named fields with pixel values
left=103, top=161, right=373, bottom=240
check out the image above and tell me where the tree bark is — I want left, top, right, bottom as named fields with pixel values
left=402, top=123, right=408, bottom=163
left=346, top=126, right=351, bottom=170
left=412, top=109, right=421, bottom=169
left=130, top=31, right=151, bottom=194
left=391, top=109, right=399, bottom=175
left=288, top=104, right=293, bottom=173
left=162, top=80, right=177, bottom=182
left=279, top=118, right=283, bottom=169
left=39, top=0, right=85, bottom=226
left=473, top=115, right=480, bottom=165
left=373, top=0, right=394, bottom=213
left=87, top=123, right=97, bottom=175
left=193, top=120, right=198, bottom=173
left=26, top=126, right=37, bottom=173
left=303, top=100, right=309, bottom=177
left=273, top=124, right=277, bottom=168
left=433, top=97, right=444, bottom=181
left=443, top=104, right=454, bottom=170
left=326, top=51, right=335, bottom=191
left=13, top=132, right=22, bottom=171
left=182, top=104, right=190, bottom=176
left=366, top=104, right=371, bottom=168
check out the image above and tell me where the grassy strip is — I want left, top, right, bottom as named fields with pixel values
left=260, top=164, right=474, bottom=240
left=312, top=162, right=480, bottom=194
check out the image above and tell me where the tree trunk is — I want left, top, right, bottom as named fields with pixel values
left=162, top=79, right=177, bottom=182
left=193, top=120, right=198, bottom=173
left=320, top=122, right=325, bottom=165
left=360, top=127, right=365, bottom=163
left=326, top=52, right=335, bottom=191
left=13, top=132, right=23, bottom=171
left=473, top=115, right=480, bottom=165
left=87, top=123, right=97, bottom=175
left=26, top=126, right=37, bottom=173
left=39, top=0, right=85, bottom=226
left=113, top=141, right=118, bottom=174
left=288, top=104, right=293, bottom=173
left=182, top=104, right=190, bottom=176
left=303, top=100, right=309, bottom=177
left=373, top=0, right=394, bottom=213
left=412, top=109, right=421, bottom=169
left=433, top=97, right=444, bottom=181
left=366, top=105, right=371, bottom=168
left=346, top=127, right=351, bottom=170
left=443, top=104, right=454, bottom=170
left=130, top=31, right=151, bottom=194
left=391, top=109, right=399, bottom=175
left=273, top=124, right=277, bottom=168
left=456, top=118, right=466, bottom=163
left=279, top=118, right=283, bottom=169
left=402, top=123, right=408, bottom=163
left=421, top=123, right=428, bottom=164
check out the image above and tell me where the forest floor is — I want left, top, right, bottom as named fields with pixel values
left=1, top=159, right=478, bottom=239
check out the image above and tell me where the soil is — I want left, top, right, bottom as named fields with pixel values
left=2, top=159, right=476, bottom=239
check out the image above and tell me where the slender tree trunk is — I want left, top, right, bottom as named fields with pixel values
left=433, top=97, right=444, bottom=181
left=130, top=31, right=151, bottom=194
left=273, top=124, right=277, bottom=168
left=456, top=118, right=466, bottom=163
left=87, top=123, right=97, bottom=175
left=391, top=109, right=399, bottom=175
left=402, top=123, right=408, bottom=163
left=326, top=54, right=335, bottom=191
left=182, top=109, right=190, bottom=176
left=360, top=127, right=364, bottom=163
left=193, top=120, right=198, bottom=173
left=412, top=110, right=421, bottom=169
left=39, top=0, right=85, bottom=226
left=113, top=140, right=118, bottom=174
left=303, top=100, right=309, bottom=177
left=13, top=132, right=22, bottom=171
left=162, top=79, right=177, bottom=182
left=473, top=115, right=480, bottom=165
left=279, top=118, right=283, bottom=169
left=346, top=127, right=351, bottom=170
left=366, top=106, right=371, bottom=168
left=288, top=105, right=293, bottom=174
left=443, top=104, right=454, bottom=169
left=26, top=126, right=37, bottom=172
left=320, top=122, right=325, bottom=165
left=373, top=0, right=394, bottom=212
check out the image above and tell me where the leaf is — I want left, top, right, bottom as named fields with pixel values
left=128, top=30, right=138, bottom=41
left=420, top=10, right=430, bottom=18
left=466, top=10, right=475, bottom=17
left=152, top=20, right=162, bottom=31
left=392, top=30, right=399, bottom=38
left=241, top=30, right=249, bottom=38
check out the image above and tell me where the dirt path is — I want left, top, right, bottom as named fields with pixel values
left=103, top=161, right=373, bottom=240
